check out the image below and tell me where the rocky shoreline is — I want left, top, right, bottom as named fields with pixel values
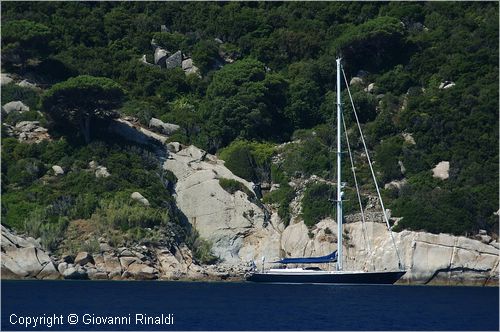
left=1, top=225, right=251, bottom=282
left=2, top=224, right=498, bottom=286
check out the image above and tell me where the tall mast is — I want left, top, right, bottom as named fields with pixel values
left=336, top=58, right=343, bottom=271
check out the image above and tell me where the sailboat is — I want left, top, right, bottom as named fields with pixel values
left=246, top=58, right=406, bottom=284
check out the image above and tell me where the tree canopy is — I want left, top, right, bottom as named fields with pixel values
left=41, top=75, right=124, bottom=143
left=1, top=19, right=52, bottom=67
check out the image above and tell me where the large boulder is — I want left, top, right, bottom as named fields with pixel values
left=350, top=77, right=363, bottom=86
left=149, top=118, right=180, bottom=136
left=384, top=179, right=407, bottom=191
left=181, top=58, right=200, bottom=76
left=281, top=220, right=337, bottom=260
left=432, top=161, right=450, bottom=180
left=140, top=54, right=154, bottom=67
left=17, top=79, right=38, bottom=89
left=163, top=144, right=281, bottom=264
left=52, top=165, right=65, bottom=176
left=365, top=83, right=376, bottom=93
left=276, top=213, right=498, bottom=285
left=154, top=47, right=170, bottom=66
left=74, top=252, right=94, bottom=266
left=62, top=265, right=88, bottom=279
left=125, top=263, right=158, bottom=280
left=1, top=73, right=14, bottom=85
left=439, top=81, right=456, bottom=89
left=130, top=192, right=150, bottom=206
left=338, top=221, right=499, bottom=285
left=2, top=101, right=29, bottom=114
left=1, top=226, right=60, bottom=280
left=165, top=50, right=183, bottom=69
left=96, top=253, right=122, bottom=279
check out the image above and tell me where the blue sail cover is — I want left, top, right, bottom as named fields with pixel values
left=273, top=251, right=337, bottom=264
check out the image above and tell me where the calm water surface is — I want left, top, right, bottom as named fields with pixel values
left=1, top=280, right=498, bottom=330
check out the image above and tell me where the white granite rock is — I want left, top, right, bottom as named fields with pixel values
left=350, top=77, right=363, bottom=85
left=1, top=226, right=59, bottom=279
left=74, top=252, right=94, bottom=266
left=1, top=73, right=14, bottom=85
left=131, top=192, right=150, bottom=206
left=109, top=118, right=168, bottom=146
left=163, top=144, right=280, bottom=264
left=432, top=161, right=450, bottom=180
left=95, top=166, right=110, bottom=178
left=149, top=118, right=180, bottom=136
left=2, top=101, right=29, bottom=114
left=154, top=47, right=169, bottom=66
left=52, top=165, right=64, bottom=176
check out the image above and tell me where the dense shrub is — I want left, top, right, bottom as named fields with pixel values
left=23, top=207, right=69, bottom=251
left=6, top=158, right=46, bottom=186
left=186, top=229, right=218, bottom=265
left=218, top=178, right=253, bottom=198
left=263, top=184, right=295, bottom=226
left=301, top=183, right=335, bottom=227
left=92, top=197, right=168, bottom=231
left=374, top=136, right=404, bottom=183
left=281, top=126, right=336, bottom=180
left=218, top=140, right=275, bottom=183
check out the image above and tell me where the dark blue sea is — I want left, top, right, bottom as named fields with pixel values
left=1, top=280, right=498, bottom=331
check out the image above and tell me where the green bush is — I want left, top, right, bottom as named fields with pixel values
left=281, top=126, right=335, bottom=179
left=218, top=139, right=275, bottom=183
left=374, top=136, right=404, bottom=183
left=92, top=197, right=169, bottom=231
left=218, top=178, right=253, bottom=198
left=192, top=40, right=220, bottom=74
left=301, top=182, right=335, bottom=227
left=152, top=32, right=188, bottom=51
left=186, top=229, right=218, bottom=264
left=23, top=207, right=69, bottom=251
left=6, top=158, right=46, bottom=186
left=263, top=184, right=295, bottom=226
left=69, top=194, right=99, bottom=220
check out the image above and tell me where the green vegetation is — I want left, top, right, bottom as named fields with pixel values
left=280, top=125, right=336, bottom=180
left=218, top=178, right=253, bottom=198
left=262, top=184, right=295, bottom=226
left=301, top=183, right=334, bottom=227
left=1, top=19, right=51, bottom=68
left=23, top=207, right=69, bottom=251
left=41, top=75, right=125, bottom=143
left=1, top=2, right=498, bottom=239
left=91, top=196, right=168, bottom=231
left=218, top=139, right=275, bottom=183
left=187, top=229, right=219, bottom=265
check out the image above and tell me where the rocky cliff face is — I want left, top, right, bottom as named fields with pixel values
left=163, top=145, right=282, bottom=263
left=1, top=225, right=59, bottom=279
left=279, top=219, right=499, bottom=286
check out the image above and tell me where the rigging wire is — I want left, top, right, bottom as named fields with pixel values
left=341, top=67, right=404, bottom=271
left=341, top=109, right=374, bottom=270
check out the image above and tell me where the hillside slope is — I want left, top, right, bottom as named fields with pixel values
left=1, top=2, right=498, bottom=283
